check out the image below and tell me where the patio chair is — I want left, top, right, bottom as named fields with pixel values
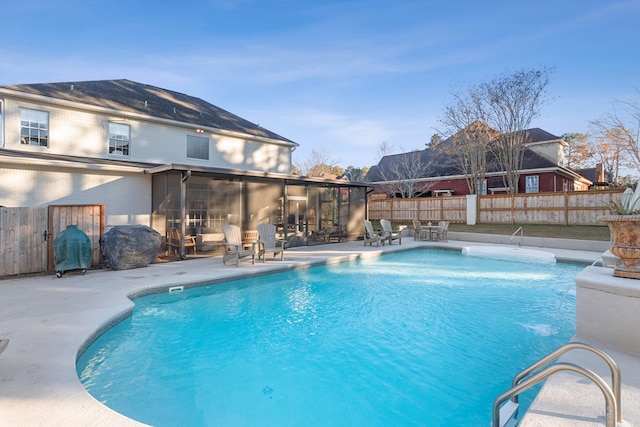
left=433, top=221, right=449, bottom=242
left=168, top=228, right=197, bottom=256
left=363, top=220, right=383, bottom=246
left=412, top=219, right=429, bottom=241
left=257, top=223, right=286, bottom=262
left=222, top=224, right=256, bottom=267
left=380, top=219, right=402, bottom=245
left=243, top=230, right=260, bottom=251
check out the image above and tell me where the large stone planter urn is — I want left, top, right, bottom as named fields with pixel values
left=599, top=214, right=640, bottom=279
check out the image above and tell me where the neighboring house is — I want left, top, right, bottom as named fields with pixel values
left=0, top=79, right=369, bottom=254
left=365, top=125, right=592, bottom=197
left=577, top=163, right=609, bottom=189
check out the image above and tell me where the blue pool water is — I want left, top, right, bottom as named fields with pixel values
left=77, top=248, right=583, bottom=426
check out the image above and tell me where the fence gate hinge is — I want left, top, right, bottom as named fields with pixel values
left=43, top=230, right=51, bottom=241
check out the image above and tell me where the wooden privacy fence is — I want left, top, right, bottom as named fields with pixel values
left=0, top=205, right=104, bottom=277
left=369, top=196, right=466, bottom=223
left=368, top=190, right=624, bottom=225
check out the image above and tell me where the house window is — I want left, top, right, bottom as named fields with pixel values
left=20, top=108, right=49, bottom=146
left=187, top=135, right=209, bottom=160
left=526, top=175, right=539, bottom=193
left=108, top=122, right=130, bottom=155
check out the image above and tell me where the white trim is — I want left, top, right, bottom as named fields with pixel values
left=526, top=138, right=569, bottom=148
left=0, top=155, right=147, bottom=173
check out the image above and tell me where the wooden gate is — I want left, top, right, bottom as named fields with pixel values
left=46, top=205, right=105, bottom=273
left=0, top=207, right=48, bottom=276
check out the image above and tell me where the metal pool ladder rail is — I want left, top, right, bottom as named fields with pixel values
left=510, top=227, right=523, bottom=247
left=492, top=341, right=622, bottom=427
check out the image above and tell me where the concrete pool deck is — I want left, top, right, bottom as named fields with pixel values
left=0, top=237, right=638, bottom=426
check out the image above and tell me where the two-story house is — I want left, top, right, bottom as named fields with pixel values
left=0, top=80, right=369, bottom=258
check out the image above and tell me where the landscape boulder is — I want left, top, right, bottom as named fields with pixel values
left=100, top=225, right=161, bottom=270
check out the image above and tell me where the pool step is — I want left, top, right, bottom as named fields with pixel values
left=498, top=400, right=519, bottom=427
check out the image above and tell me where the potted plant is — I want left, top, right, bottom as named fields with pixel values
left=599, top=186, right=640, bottom=278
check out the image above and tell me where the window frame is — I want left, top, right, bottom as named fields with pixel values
left=108, top=122, right=131, bottom=156
left=20, top=108, right=49, bottom=147
left=186, top=134, right=209, bottom=160
left=525, top=175, right=539, bottom=193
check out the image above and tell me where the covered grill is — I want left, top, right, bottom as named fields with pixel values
left=53, top=225, right=92, bottom=278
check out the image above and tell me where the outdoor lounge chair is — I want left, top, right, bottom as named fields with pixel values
left=412, top=219, right=430, bottom=241
left=363, top=220, right=383, bottom=246
left=380, top=219, right=402, bottom=245
left=222, top=224, right=256, bottom=267
left=257, top=223, right=286, bottom=262
left=433, top=221, right=449, bottom=242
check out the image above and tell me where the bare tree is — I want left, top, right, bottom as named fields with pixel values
left=439, top=68, right=551, bottom=193
left=295, top=146, right=340, bottom=178
left=589, top=90, right=640, bottom=173
left=479, top=68, right=552, bottom=193
left=562, top=132, right=595, bottom=169
left=376, top=141, right=394, bottom=160
left=375, top=150, right=432, bottom=198
left=440, top=87, right=500, bottom=194
left=591, top=127, right=634, bottom=185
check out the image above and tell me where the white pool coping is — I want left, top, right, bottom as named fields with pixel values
left=0, top=238, right=637, bottom=426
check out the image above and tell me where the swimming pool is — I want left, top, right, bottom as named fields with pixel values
left=77, top=248, right=583, bottom=426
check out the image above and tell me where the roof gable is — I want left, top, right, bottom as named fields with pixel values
left=1, top=79, right=293, bottom=143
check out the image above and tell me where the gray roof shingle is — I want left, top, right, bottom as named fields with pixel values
left=1, top=79, right=294, bottom=143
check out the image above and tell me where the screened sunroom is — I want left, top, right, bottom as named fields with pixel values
left=148, top=164, right=371, bottom=258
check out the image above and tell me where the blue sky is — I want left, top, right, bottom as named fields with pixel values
left=1, top=0, right=639, bottom=169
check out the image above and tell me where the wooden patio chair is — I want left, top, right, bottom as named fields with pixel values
left=380, top=219, right=402, bottom=245
left=168, top=228, right=197, bottom=256
left=412, top=219, right=429, bottom=241
left=363, top=220, right=383, bottom=246
left=433, top=221, right=449, bottom=242
left=257, top=223, right=286, bottom=262
left=222, top=224, right=256, bottom=267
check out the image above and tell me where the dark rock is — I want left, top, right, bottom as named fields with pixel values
left=100, top=225, right=161, bottom=270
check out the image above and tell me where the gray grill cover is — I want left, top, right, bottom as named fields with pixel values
left=54, top=225, right=92, bottom=272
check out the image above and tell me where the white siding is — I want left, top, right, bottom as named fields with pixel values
left=1, top=98, right=293, bottom=174
left=0, top=165, right=151, bottom=227
left=528, top=141, right=564, bottom=165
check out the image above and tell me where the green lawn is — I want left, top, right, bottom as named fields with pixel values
left=390, top=221, right=611, bottom=241
left=448, top=223, right=611, bottom=241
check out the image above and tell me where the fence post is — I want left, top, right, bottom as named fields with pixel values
left=565, top=191, right=569, bottom=225
left=466, top=195, right=477, bottom=225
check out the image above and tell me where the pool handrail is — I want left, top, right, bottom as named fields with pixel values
left=511, top=341, right=622, bottom=422
left=492, top=362, right=617, bottom=427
